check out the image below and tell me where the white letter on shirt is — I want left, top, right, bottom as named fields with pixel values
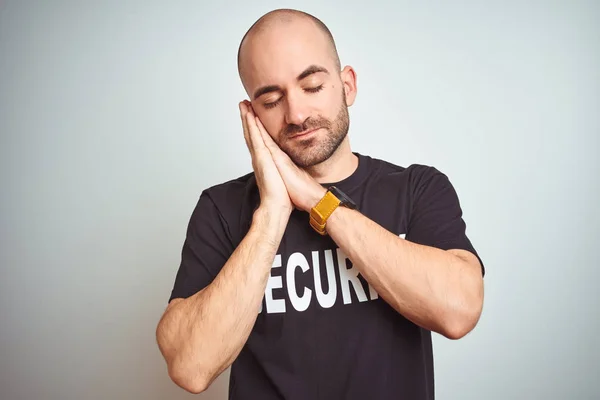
left=337, top=248, right=368, bottom=304
left=287, top=252, right=312, bottom=312
left=313, top=250, right=337, bottom=308
left=264, top=254, right=286, bottom=314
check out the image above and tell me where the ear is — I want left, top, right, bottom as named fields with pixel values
left=340, top=66, right=357, bottom=107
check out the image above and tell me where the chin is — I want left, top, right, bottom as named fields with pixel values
left=286, top=143, right=339, bottom=168
left=282, top=121, right=348, bottom=168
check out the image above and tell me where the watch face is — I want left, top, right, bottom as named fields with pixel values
left=329, top=186, right=357, bottom=209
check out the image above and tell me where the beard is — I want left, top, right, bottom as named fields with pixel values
left=277, top=92, right=350, bottom=168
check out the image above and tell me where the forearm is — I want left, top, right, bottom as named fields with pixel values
left=156, top=205, right=290, bottom=393
left=326, top=207, right=483, bottom=339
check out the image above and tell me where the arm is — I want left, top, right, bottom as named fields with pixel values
left=256, top=128, right=484, bottom=340
left=157, top=101, right=293, bottom=394
left=324, top=206, right=484, bottom=340
left=156, top=205, right=289, bottom=394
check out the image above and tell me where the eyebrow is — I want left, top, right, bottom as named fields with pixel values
left=252, top=64, right=330, bottom=100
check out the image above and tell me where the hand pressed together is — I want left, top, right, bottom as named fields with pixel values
left=239, top=101, right=326, bottom=213
left=239, top=101, right=292, bottom=213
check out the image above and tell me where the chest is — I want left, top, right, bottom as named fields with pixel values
left=256, top=190, right=409, bottom=318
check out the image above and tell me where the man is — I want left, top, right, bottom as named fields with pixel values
left=156, top=8, right=485, bottom=400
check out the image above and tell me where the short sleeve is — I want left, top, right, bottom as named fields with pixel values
left=406, top=166, right=485, bottom=276
left=168, top=190, right=235, bottom=302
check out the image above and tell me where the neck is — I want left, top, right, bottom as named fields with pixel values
left=304, top=138, right=358, bottom=184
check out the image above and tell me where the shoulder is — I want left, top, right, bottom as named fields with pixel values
left=186, top=171, right=258, bottom=246
left=201, top=171, right=257, bottom=206
left=366, top=154, right=447, bottom=186
left=363, top=156, right=460, bottom=208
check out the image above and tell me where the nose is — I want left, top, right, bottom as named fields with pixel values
left=284, top=91, right=309, bottom=126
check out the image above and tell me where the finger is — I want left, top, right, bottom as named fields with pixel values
left=246, top=109, right=268, bottom=156
left=255, top=116, right=294, bottom=166
left=239, top=102, right=253, bottom=152
left=255, top=116, right=290, bottom=166
left=254, top=116, right=278, bottom=153
left=239, top=102, right=250, bottom=146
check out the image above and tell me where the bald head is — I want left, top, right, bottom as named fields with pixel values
left=237, top=9, right=341, bottom=84
left=233, top=9, right=357, bottom=169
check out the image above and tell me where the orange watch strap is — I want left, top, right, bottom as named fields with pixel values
left=309, top=191, right=341, bottom=235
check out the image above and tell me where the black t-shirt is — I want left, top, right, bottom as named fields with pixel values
left=169, top=153, right=484, bottom=400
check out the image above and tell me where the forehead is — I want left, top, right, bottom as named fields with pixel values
left=240, top=20, right=334, bottom=92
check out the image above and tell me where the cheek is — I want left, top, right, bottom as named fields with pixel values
left=322, top=85, right=342, bottom=114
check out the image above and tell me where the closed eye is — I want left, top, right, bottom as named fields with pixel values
left=264, top=98, right=282, bottom=109
left=263, top=85, right=325, bottom=110
left=305, top=84, right=324, bottom=93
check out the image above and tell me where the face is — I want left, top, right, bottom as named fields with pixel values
left=239, top=19, right=357, bottom=168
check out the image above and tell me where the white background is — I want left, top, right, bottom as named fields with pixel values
left=1, top=1, right=598, bottom=399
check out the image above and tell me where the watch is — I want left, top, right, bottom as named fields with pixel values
left=309, top=186, right=357, bottom=235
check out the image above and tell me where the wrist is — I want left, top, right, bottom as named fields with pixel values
left=252, top=205, right=291, bottom=245
left=254, top=203, right=292, bottom=226
left=307, top=185, right=357, bottom=236
left=303, top=185, right=328, bottom=212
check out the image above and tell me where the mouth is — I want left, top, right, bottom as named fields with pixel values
left=290, top=127, right=321, bottom=139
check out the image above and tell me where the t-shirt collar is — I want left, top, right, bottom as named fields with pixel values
left=319, top=152, right=371, bottom=193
